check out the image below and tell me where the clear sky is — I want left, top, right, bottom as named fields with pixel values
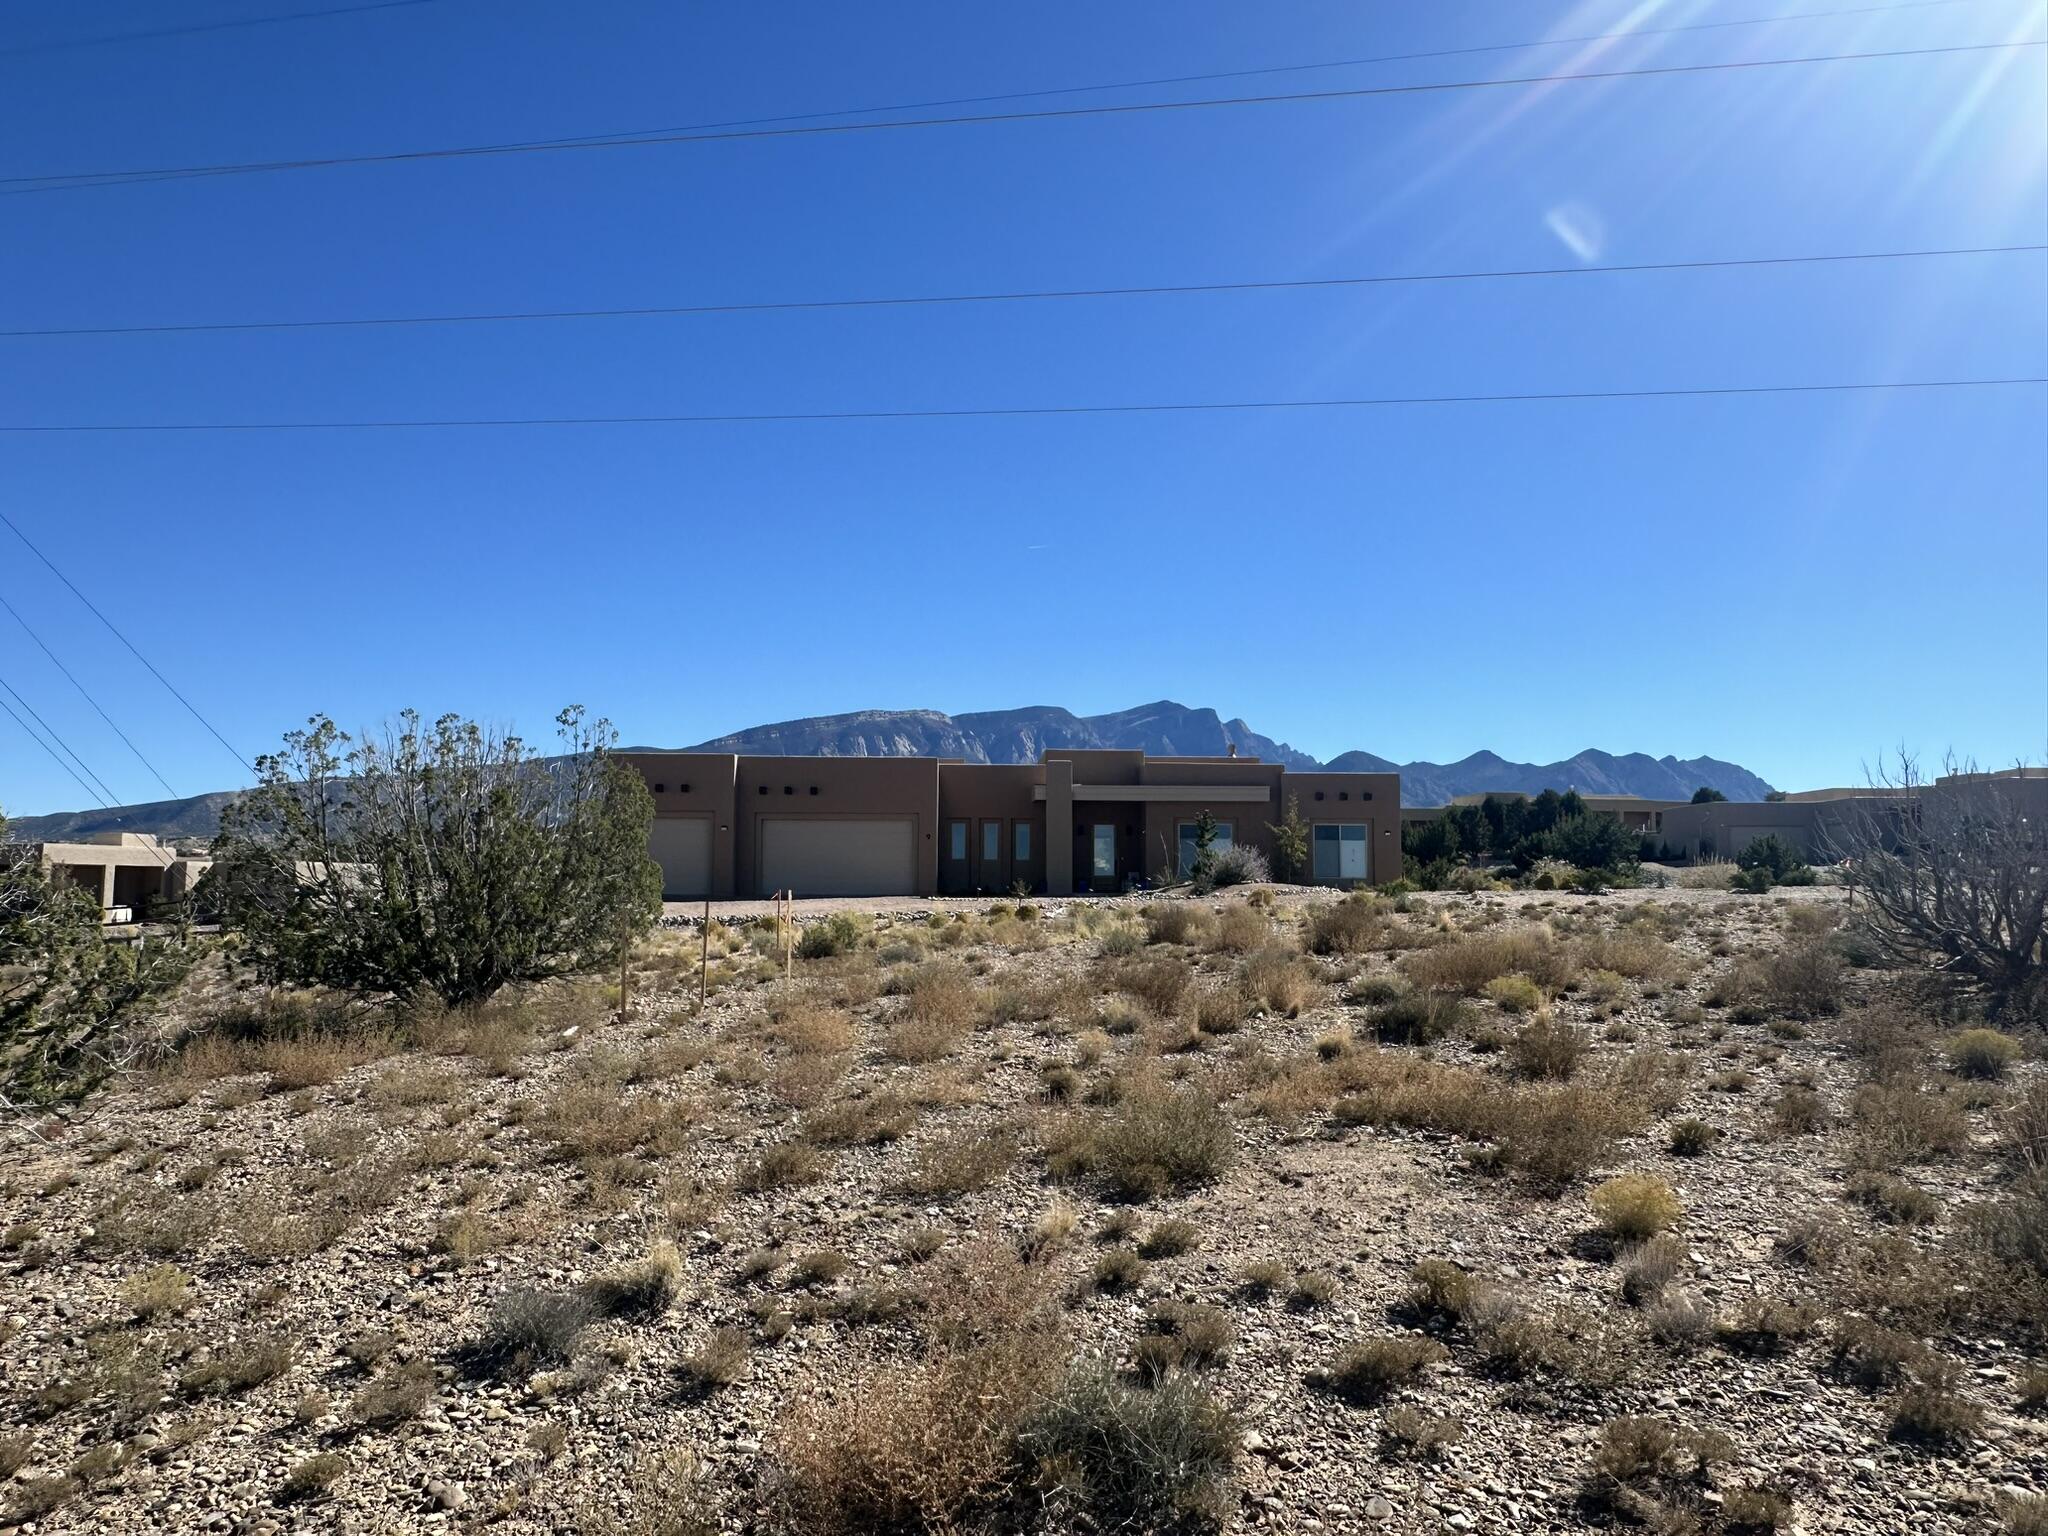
left=1, top=0, right=2043, bottom=817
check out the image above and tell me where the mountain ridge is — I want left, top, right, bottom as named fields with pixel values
left=4, top=700, right=1775, bottom=840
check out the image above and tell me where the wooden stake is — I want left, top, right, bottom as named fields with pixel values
left=618, top=910, right=631, bottom=1026
left=698, top=892, right=710, bottom=1010
left=783, top=890, right=793, bottom=987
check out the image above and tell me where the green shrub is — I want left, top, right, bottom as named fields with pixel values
left=1078, top=1082, right=1235, bottom=1202
left=798, top=914, right=865, bottom=960
left=1370, top=991, right=1470, bottom=1046
left=1735, top=835, right=1807, bottom=885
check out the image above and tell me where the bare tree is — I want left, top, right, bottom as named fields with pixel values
left=1824, top=755, right=2047, bottom=1017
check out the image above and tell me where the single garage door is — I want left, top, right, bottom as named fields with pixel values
left=649, top=815, right=712, bottom=898
left=761, top=817, right=917, bottom=897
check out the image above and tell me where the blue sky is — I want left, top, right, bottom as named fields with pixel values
left=1, top=0, right=2043, bottom=816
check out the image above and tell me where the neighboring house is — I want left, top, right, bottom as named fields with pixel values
left=1653, top=769, right=2046, bottom=861
left=619, top=748, right=1399, bottom=899
left=14, top=832, right=210, bottom=922
left=1443, top=791, right=1684, bottom=832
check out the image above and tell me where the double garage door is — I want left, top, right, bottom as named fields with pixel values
left=761, top=817, right=917, bottom=897
left=649, top=815, right=920, bottom=898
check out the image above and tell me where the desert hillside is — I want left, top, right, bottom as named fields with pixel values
left=2, top=883, right=2041, bottom=1534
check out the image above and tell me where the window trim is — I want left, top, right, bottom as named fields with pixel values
left=1312, top=822, right=1370, bottom=883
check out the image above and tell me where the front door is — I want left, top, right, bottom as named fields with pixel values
left=1089, top=823, right=1118, bottom=891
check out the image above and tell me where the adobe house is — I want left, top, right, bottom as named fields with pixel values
left=15, top=832, right=209, bottom=921
left=618, top=748, right=1399, bottom=899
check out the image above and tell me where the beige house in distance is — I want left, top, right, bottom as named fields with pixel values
left=18, top=832, right=209, bottom=922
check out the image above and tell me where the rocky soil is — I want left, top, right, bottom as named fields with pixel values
left=1, top=883, right=2041, bottom=1535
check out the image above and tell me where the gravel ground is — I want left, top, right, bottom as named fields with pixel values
left=1, top=883, right=2041, bottom=1535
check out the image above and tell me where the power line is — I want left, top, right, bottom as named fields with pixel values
left=4, top=243, right=2035, bottom=341
left=0, top=0, right=455, bottom=59
left=0, top=670, right=123, bottom=808
left=0, top=377, right=2038, bottom=434
left=0, top=689, right=111, bottom=814
left=0, top=587, right=180, bottom=799
left=0, top=511, right=253, bottom=777
left=0, top=671, right=177, bottom=869
left=6, top=38, right=2037, bottom=195
left=0, top=0, right=1990, bottom=186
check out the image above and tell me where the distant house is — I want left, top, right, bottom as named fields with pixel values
left=1653, top=768, right=2045, bottom=861
left=618, top=748, right=1398, bottom=899
left=14, top=832, right=209, bottom=922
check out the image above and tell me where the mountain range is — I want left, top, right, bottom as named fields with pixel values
left=3, top=700, right=1775, bottom=841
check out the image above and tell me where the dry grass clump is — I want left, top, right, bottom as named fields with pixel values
left=1137, top=1218, right=1199, bottom=1260
left=886, top=963, right=979, bottom=1062
left=778, top=1248, right=1064, bottom=1533
left=1091, top=1246, right=1148, bottom=1293
left=1210, top=903, right=1271, bottom=953
left=121, top=1263, right=194, bottom=1321
left=740, top=1141, right=828, bottom=1192
left=1404, top=927, right=1576, bottom=996
left=178, top=1333, right=295, bottom=1396
left=278, top=1452, right=347, bottom=1502
left=1112, top=956, right=1194, bottom=1019
left=1241, top=946, right=1316, bottom=1017
left=1484, top=974, right=1543, bottom=1013
left=1367, top=990, right=1469, bottom=1046
left=528, top=1081, right=693, bottom=1164
left=1581, top=1416, right=1733, bottom=1526
left=1947, top=1027, right=2022, bottom=1080
left=1770, top=1085, right=1830, bottom=1136
left=471, top=1287, right=595, bottom=1374
left=896, top=1125, right=1021, bottom=1199
left=1724, top=939, right=1843, bottom=1019
left=1575, top=931, right=1681, bottom=984
left=1047, top=1078, right=1234, bottom=1201
left=1142, top=903, right=1216, bottom=947
left=583, top=1241, right=685, bottom=1321
left=1668, top=1118, right=1722, bottom=1157
left=1848, top=1079, right=1970, bottom=1165
left=1020, top=1364, right=1239, bottom=1530
left=1887, top=1374, right=1984, bottom=1447
left=801, top=1090, right=917, bottom=1147
left=1306, top=894, right=1386, bottom=955
left=352, top=1358, right=436, bottom=1426
left=678, top=1328, right=751, bottom=1394
left=1323, top=1336, right=1447, bottom=1404
left=768, top=1001, right=858, bottom=1056
left=1507, top=1016, right=1588, bottom=1081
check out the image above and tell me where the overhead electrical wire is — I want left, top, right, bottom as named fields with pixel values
left=0, top=378, right=2038, bottom=435
left=0, top=511, right=253, bottom=778
left=0, top=0, right=456, bottom=59
left=5, top=38, right=2038, bottom=195
left=0, top=0, right=1994, bottom=185
left=0, top=669, right=124, bottom=809
left=3, top=244, right=2035, bottom=341
left=0, top=588, right=181, bottom=799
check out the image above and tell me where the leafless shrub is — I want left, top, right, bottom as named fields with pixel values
left=740, top=1141, right=827, bottom=1192
left=679, top=1328, right=750, bottom=1394
left=1020, top=1363, right=1239, bottom=1530
left=1508, top=1016, right=1588, bottom=1080
left=897, top=1125, right=1019, bottom=1199
left=1404, top=927, right=1578, bottom=995
left=1307, top=895, right=1385, bottom=956
left=1143, top=904, right=1216, bottom=947
left=1827, top=757, right=2047, bottom=1014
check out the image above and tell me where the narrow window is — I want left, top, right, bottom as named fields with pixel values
left=1013, top=823, right=1032, bottom=861
left=1312, top=824, right=1341, bottom=881
left=982, top=822, right=1000, bottom=862
left=948, top=821, right=968, bottom=860
left=1176, top=819, right=1234, bottom=875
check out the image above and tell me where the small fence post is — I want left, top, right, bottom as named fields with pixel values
left=617, top=910, right=631, bottom=1026
left=699, top=892, right=710, bottom=1009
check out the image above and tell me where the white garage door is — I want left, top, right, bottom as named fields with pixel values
left=649, top=815, right=712, bottom=898
left=761, top=818, right=917, bottom=897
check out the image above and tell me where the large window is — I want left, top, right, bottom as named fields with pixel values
left=1313, top=823, right=1369, bottom=882
left=1013, top=823, right=1032, bottom=861
left=948, top=821, right=968, bottom=861
left=1176, top=820, right=1233, bottom=876
left=1091, top=824, right=1116, bottom=881
left=982, top=822, right=1001, bottom=862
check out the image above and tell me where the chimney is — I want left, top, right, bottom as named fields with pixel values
left=1226, top=743, right=1237, bottom=758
